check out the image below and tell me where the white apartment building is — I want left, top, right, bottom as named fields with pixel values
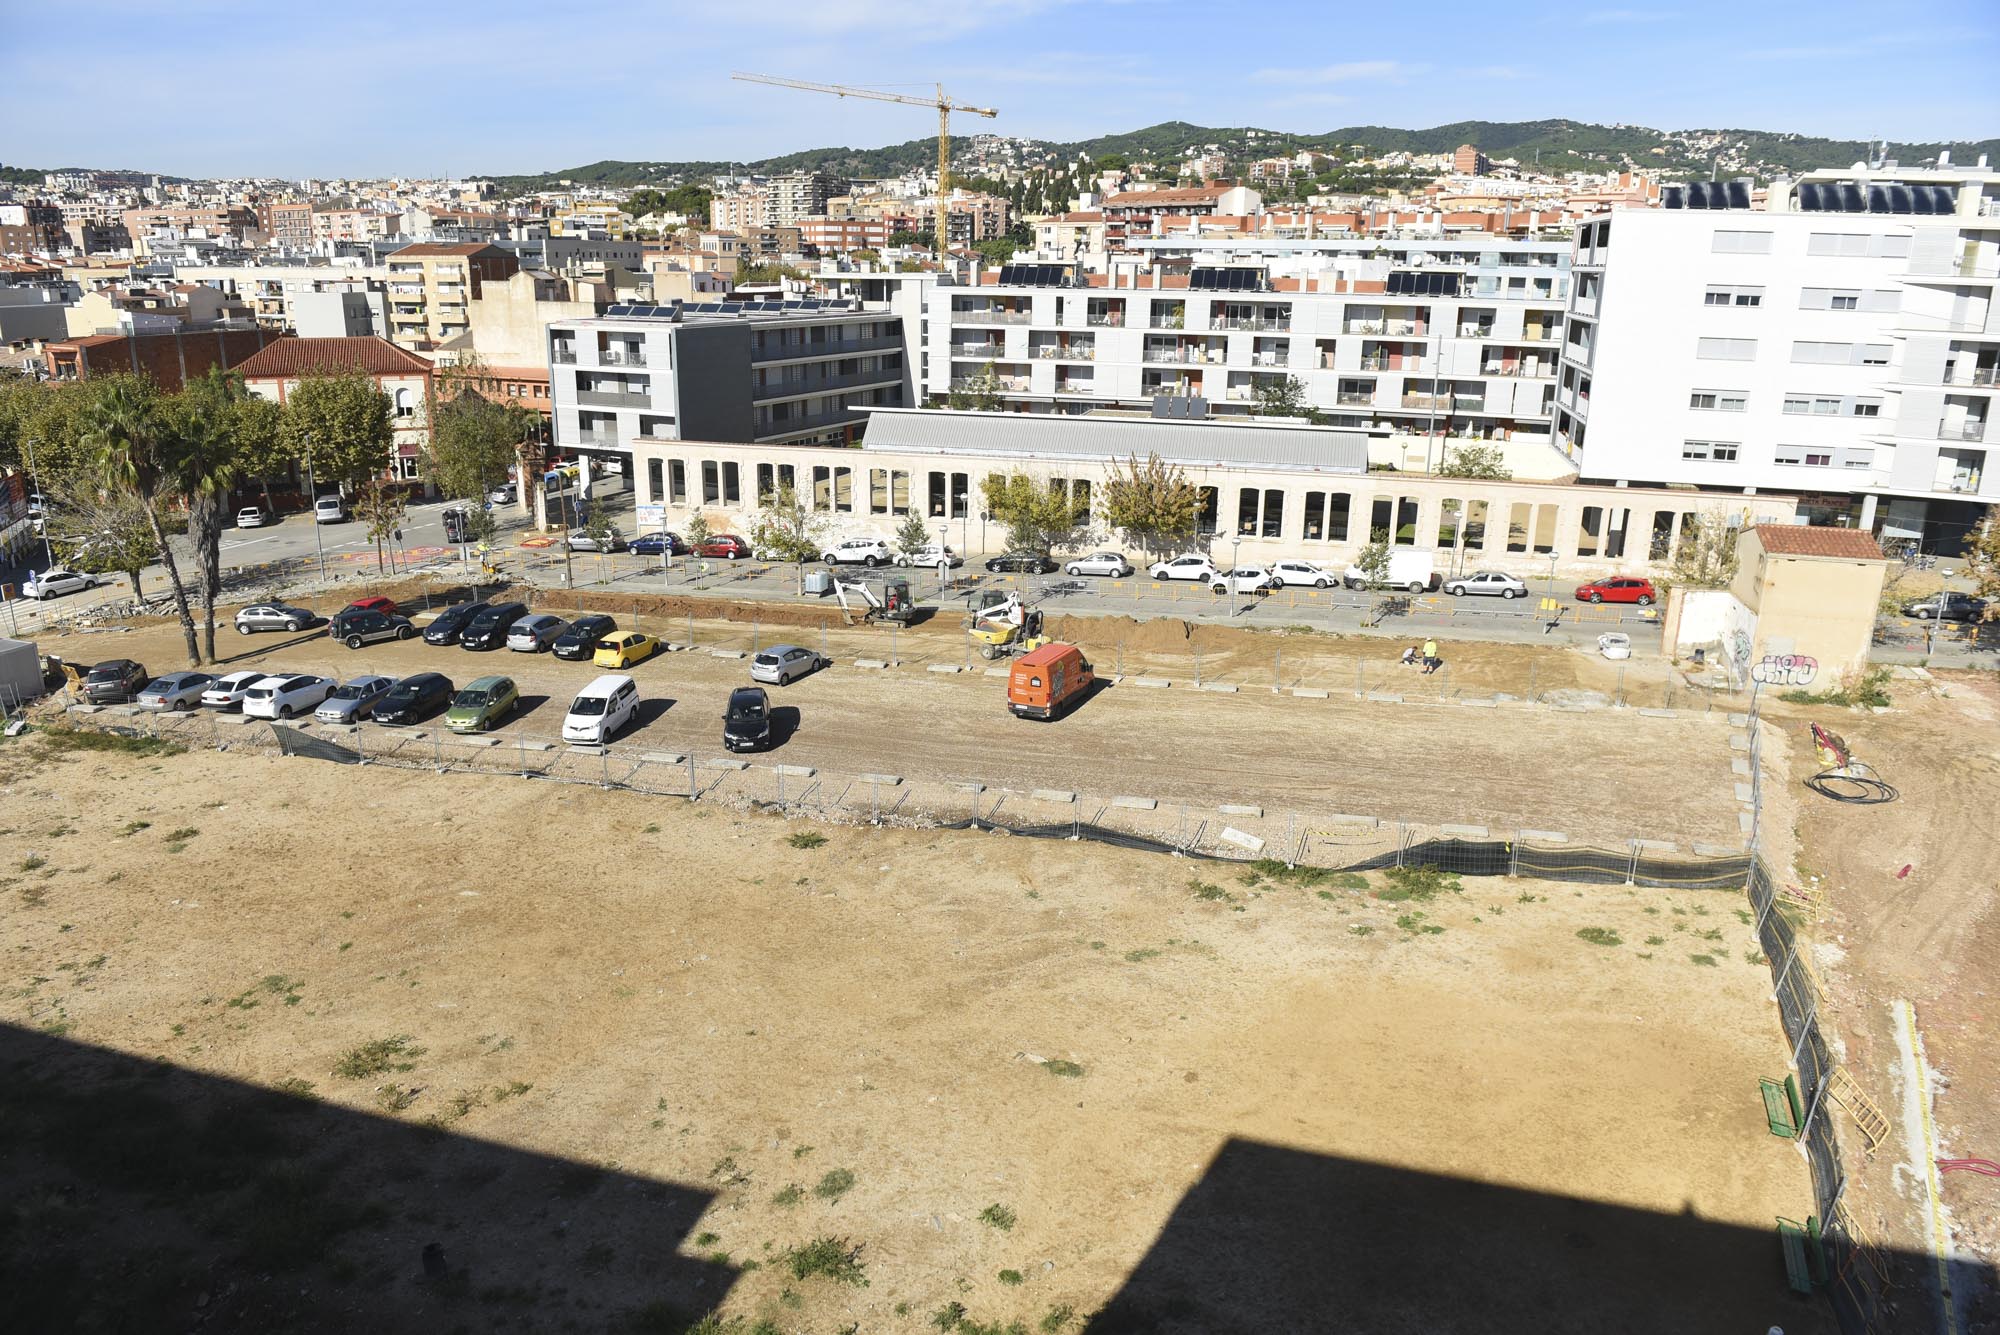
left=1557, top=161, right=2000, bottom=551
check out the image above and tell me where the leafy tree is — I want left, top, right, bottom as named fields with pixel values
left=735, top=262, right=808, bottom=287
left=1351, top=528, right=1393, bottom=587
left=84, top=378, right=200, bottom=666
left=981, top=472, right=1089, bottom=555
left=1435, top=443, right=1513, bottom=480
left=946, top=361, right=1003, bottom=412
left=849, top=248, right=881, bottom=263
left=579, top=497, right=616, bottom=551
left=425, top=370, right=534, bottom=510
left=167, top=368, right=267, bottom=660
left=0, top=376, right=96, bottom=484
left=355, top=477, right=408, bottom=576
left=278, top=366, right=393, bottom=488
left=1249, top=375, right=1324, bottom=423
left=1668, top=507, right=1745, bottom=590
left=748, top=484, right=829, bottom=592
left=893, top=511, right=933, bottom=562
left=683, top=510, right=711, bottom=555
left=1966, top=505, right=2000, bottom=620
left=973, top=237, right=1019, bottom=268
left=41, top=474, right=159, bottom=601
left=1100, top=452, right=1201, bottom=561
left=888, top=229, right=930, bottom=249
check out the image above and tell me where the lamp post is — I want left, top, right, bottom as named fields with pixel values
left=937, top=520, right=951, bottom=594
left=1230, top=533, right=1242, bottom=617
left=955, top=492, right=969, bottom=558
left=304, top=439, right=328, bottom=582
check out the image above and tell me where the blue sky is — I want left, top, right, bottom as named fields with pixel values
left=2, top=0, right=1995, bottom=178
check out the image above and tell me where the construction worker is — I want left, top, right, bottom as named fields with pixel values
left=1421, top=637, right=1441, bottom=675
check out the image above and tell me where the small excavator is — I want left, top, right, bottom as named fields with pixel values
left=964, top=590, right=1050, bottom=660
left=833, top=577, right=916, bottom=626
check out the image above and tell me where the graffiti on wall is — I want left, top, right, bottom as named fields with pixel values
left=1727, top=629, right=1754, bottom=674
left=1751, top=653, right=1818, bottom=687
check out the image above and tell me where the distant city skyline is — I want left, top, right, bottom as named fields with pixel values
left=2, top=0, right=1995, bottom=178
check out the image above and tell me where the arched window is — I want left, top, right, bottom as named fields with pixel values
left=394, top=387, right=415, bottom=418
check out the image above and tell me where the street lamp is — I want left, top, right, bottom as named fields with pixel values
left=304, top=439, right=328, bottom=582
left=1230, top=533, right=1242, bottom=617
left=937, top=520, right=951, bottom=594
left=955, top=492, right=969, bottom=558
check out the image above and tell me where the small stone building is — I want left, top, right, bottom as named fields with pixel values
left=1728, top=525, right=1888, bottom=689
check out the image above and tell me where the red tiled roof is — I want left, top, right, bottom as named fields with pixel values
left=1750, top=525, right=1885, bottom=560
left=233, top=336, right=432, bottom=379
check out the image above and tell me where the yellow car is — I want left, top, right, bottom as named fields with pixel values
left=593, top=631, right=660, bottom=669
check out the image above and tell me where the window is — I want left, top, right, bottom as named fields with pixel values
left=1774, top=447, right=1833, bottom=467
left=1303, top=491, right=1325, bottom=541
left=1800, top=287, right=1865, bottom=310
left=1326, top=492, right=1351, bottom=542
left=1807, top=233, right=1870, bottom=257
left=1262, top=488, right=1283, bottom=539
left=1852, top=400, right=1881, bottom=418
left=721, top=462, right=740, bottom=505
left=646, top=458, right=663, bottom=503
left=1792, top=341, right=1888, bottom=366
left=1689, top=390, right=1747, bottom=411
left=1697, top=337, right=1756, bottom=361
left=668, top=459, right=686, bottom=505
left=1704, top=285, right=1763, bottom=307
left=394, top=387, right=415, bottom=418
left=1682, top=440, right=1740, bottom=461
left=1842, top=448, right=1876, bottom=469
left=1860, top=344, right=1890, bottom=365
left=700, top=460, right=719, bottom=504
left=1712, top=230, right=1773, bottom=254
left=1830, top=294, right=1859, bottom=310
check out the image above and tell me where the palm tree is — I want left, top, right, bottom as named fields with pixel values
left=172, top=369, right=254, bottom=661
left=87, top=379, right=201, bottom=667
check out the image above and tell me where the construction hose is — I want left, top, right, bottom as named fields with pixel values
left=1805, top=771, right=1899, bottom=804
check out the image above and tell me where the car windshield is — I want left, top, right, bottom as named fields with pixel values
left=569, top=696, right=607, bottom=716
left=332, top=684, right=368, bottom=699
left=86, top=666, right=122, bottom=681
left=453, top=689, right=489, bottom=707
left=141, top=679, right=173, bottom=693
left=384, top=685, right=418, bottom=701
left=729, top=696, right=766, bottom=718
left=754, top=653, right=779, bottom=665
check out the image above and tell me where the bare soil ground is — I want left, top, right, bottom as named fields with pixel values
left=0, top=735, right=1817, bottom=1334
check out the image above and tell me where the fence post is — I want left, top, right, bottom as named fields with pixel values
left=776, top=765, right=785, bottom=810
left=1283, top=813, right=1295, bottom=867
left=1072, top=792, right=1080, bottom=841
left=1771, top=943, right=1800, bottom=1002
left=1395, top=822, right=1407, bottom=869
left=1527, top=660, right=1538, bottom=704
left=432, top=730, right=442, bottom=769
left=1273, top=648, right=1281, bottom=694
left=687, top=751, right=697, bottom=801
left=1615, top=664, right=1626, bottom=708
left=1194, top=646, right=1203, bottom=687
left=1509, top=831, right=1521, bottom=878
left=686, top=611, right=694, bottom=649
left=1116, top=639, right=1124, bottom=678
left=1789, top=1006, right=1816, bottom=1072
left=600, top=747, right=611, bottom=788
left=1625, top=838, right=1640, bottom=886
left=870, top=776, right=880, bottom=825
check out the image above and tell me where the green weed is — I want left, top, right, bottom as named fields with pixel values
left=1575, top=927, right=1623, bottom=947
left=1188, top=879, right=1230, bottom=902
left=1043, top=1059, right=1085, bottom=1078
left=785, top=1236, right=867, bottom=1285
left=998, top=1269, right=1024, bottom=1286
left=771, top=1184, right=804, bottom=1208
left=813, top=1168, right=856, bottom=1202
left=787, top=832, right=828, bottom=850
left=1348, top=923, right=1373, bottom=936
left=1689, top=953, right=1720, bottom=967
left=978, top=1203, right=1017, bottom=1231
left=332, top=1035, right=424, bottom=1079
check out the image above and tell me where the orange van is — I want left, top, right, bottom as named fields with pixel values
left=1007, top=642, right=1095, bottom=721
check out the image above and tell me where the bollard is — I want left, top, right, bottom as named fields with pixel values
left=518, top=734, right=528, bottom=777
left=687, top=751, right=697, bottom=801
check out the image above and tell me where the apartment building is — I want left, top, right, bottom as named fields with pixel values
left=763, top=173, right=841, bottom=227
left=1556, top=161, right=2000, bottom=551
left=1454, top=145, right=1492, bottom=175
left=122, top=205, right=257, bottom=248
left=312, top=209, right=401, bottom=245
left=709, top=189, right=768, bottom=233
left=0, top=201, right=65, bottom=254
left=382, top=241, right=519, bottom=350
left=1102, top=184, right=1262, bottom=221
left=926, top=241, right=1571, bottom=469
left=546, top=299, right=907, bottom=460
left=254, top=200, right=314, bottom=249
left=800, top=217, right=893, bottom=254
left=909, top=191, right=1012, bottom=246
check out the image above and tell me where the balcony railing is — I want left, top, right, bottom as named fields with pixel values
left=957, top=309, right=1031, bottom=325
left=1337, top=393, right=1374, bottom=406
left=1211, top=317, right=1291, bottom=332
left=1087, top=313, right=1124, bottom=327
left=1055, top=381, right=1096, bottom=395
left=576, top=389, right=652, bottom=410
left=1144, top=347, right=1221, bottom=365
left=574, top=432, right=623, bottom=448
left=1147, top=316, right=1185, bottom=329
left=1951, top=367, right=1999, bottom=387
left=953, top=343, right=1003, bottom=358
left=1459, top=325, right=1494, bottom=338
left=598, top=349, right=647, bottom=367
left=1481, top=363, right=1553, bottom=378
left=951, top=376, right=1030, bottom=392
left=1035, top=345, right=1095, bottom=360
left=551, top=349, right=577, bottom=364
left=1940, top=422, right=1990, bottom=441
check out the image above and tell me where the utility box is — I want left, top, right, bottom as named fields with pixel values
left=802, top=570, right=833, bottom=596
left=0, top=637, right=44, bottom=709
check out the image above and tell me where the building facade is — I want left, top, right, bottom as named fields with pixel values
left=383, top=241, right=520, bottom=350
left=763, top=173, right=840, bottom=227
left=234, top=335, right=436, bottom=483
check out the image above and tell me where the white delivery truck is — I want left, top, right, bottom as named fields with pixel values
left=1343, top=548, right=1437, bottom=593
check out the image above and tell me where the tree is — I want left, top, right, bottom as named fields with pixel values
left=893, top=511, right=933, bottom=562
left=41, top=474, right=159, bottom=601
left=425, top=371, right=534, bottom=508
left=748, top=484, right=829, bottom=591
left=973, top=237, right=1019, bottom=268
left=736, top=262, right=807, bottom=287
left=1668, top=507, right=1744, bottom=590
left=278, top=366, right=393, bottom=488
left=1249, top=375, right=1324, bottom=423
left=1352, top=527, right=1397, bottom=626
left=355, top=477, right=408, bottom=576
left=888, top=229, right=930, bottom=250
left=166, top=370, right=250, bottom=662
left=683, top=510, right=711, bottom=559
left=947, top=361, right=1003, bottom=412
left=1100, top=452, right=1201, bottom=561
left=1962, top=505, right=2000, bottom=620
left=981, top=472, right=1089, bottom=555
left=85, top=378, right=201, bottom=667
left=1436, top=443, right=1513, bottom=480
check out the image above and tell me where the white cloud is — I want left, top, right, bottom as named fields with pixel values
left=1252, top=60, right=1404, bottom=86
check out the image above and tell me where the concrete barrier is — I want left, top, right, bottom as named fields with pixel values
left=857, top=773, right=902, bottom=786
left=1727, top=712, right=1750, bottom=726
left=564, top=743, right=603, bottom=755
left=953, top=781, right=986, bottom=794
left=1731, top=758, right=1752, bottom=776
left=1323, top=813, right=1379, bottom=829
left=1131, top=677, right=1171, bottom=688
left=927, top=664, right=963, bottom=674
left=709, top=649, right=746, bottom=660
left=1729, top=734, right=1750, bottom=751
left=1733, top=782, right=1754, bottom=802
left=1364, top=691, right=1403, bottom=704
left=1439, top=823, right=1489, bottom=839
left=1519, top=829, right=1569, bottom=843
left=663, top=643, right=692, bottom=653
left=1638, top=708, right=1677, bottom=718
left=983, top=667, right=1011, bottom=678
left=448, top=735, right=501, bottom=749
left=641, top=751, right=687, bottom=765
left=1457, top=698, right=1498, bottom=709
left=852, top=658, right=889, bottom=670
left=1031, top=788, right=1078, bottom=804
left=1110, top=795, right=1158, bottom=811
left=1198, top=682, right=1238, bottom=694
left=1634, top=838, right=1678, bottom=854
left=1219, top=826, right=1265, bottom=854
left=703, top=758, right=749, bottom=771
left=1291, top=687, right=1329, bottom=699
left=772, top=764, right=816, bottom=778
left=1739, top=812, right=1754, bottom=836
left=1217, top=803, right=1262, bottom=818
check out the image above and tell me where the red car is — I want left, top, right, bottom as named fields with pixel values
left=1573, top=576, right=1657, bottom=606
left=698, top=534, right=753, bottom=560
left=344, top=595, right=398, bottom=615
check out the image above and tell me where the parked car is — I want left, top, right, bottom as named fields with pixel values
left=423, top=601, right=489, bottom=646
left=1209, top=566, right=1282, bottom=596
left=698, top=534, right=753, bottom=560
left=562, top=674, right=640, bottom=745
left=82, top=659, right=148, bottom=704
left=335, top=609, right=416, bottom=649
left=1573, top=576, right=1657, bottom=606
left=136, top=671, right=214, bottom=712
left=315, top=675, right=397, bottom=723
left=200, top=669, right=267, bottom=710
left=751, top=643, right=828, bottom=686
left=343, top=595, right=397, bottom=617
left=1443, top=570, right=1529, bottom=599
left=20, top=567, right=99, bottom=599
left=593, top=631, right=660, bottom=669
left=895, top=543, right=963, bottom=569
left=487, top=481, right=517, bottom=505
left=985, top=551, right=1058, bottom=574
left=459, top=602, right=529, bottom=651
left=566, top=527, right=626, bottom=553
left=553, top=614, right=618, bottom=660
left=1064, top=552, right=1133, bottom=578
left=629, top=531, right=685, bottom=557
left=1903, top=591, right=1989, bottom=621
left=446, top=675, right=520, bottom=734
left=236, top=505, right=266, bottom=528
left=313, top=495, right=348, bottom=524
left=823, top=536, right=893, bottom=567
left=1345, top=549, right=1437, bottom=594
left=1148, top=553, right=1218, bottom=582
left=1598, top=632, right=1633, bottom=661
left=374, top=672, right=453, bottom=725
left=1267, top=560, right=1336, bottom=589
left=242, top=673, right=334, bottom=720
left=722, top=685, right=773, bottom=752
left=506, top=613, right=569, bottom=653
left=234, top=602, right=317, bottom=634
left=442, top=506, right=475, bottom=544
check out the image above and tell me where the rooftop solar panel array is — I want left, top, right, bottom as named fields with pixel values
left=1385, top=270, right=1462, bottom=297
left=997, top=264, right=1072, bottom=286
left=602, top=298, right=859, bottom=319
left=1188, top=267, right=1266, bottom=291
left=1665, top=179, right=1959, bottom=214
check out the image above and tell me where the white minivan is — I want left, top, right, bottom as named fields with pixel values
left=314, top=494, right=348, bottom=524
left=562, top=674, right=639, bottom=745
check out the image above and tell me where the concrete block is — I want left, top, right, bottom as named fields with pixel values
left=952, top=782, right=986, bottom=794
left=1733, top=782, right=1754, bottom=803
left=927, top=663, right=964, bottom=674
left=1727, top=712, right=1750, bottom=726
left=663, top=642, right=691, bottom=652
left=1365, top=691, right=1404, bottom=704
left=1324, top=813, right=1379, bottom=829
left=1731, top=757, right=1752, bottom=776
left=1634, top=839, right=1678, bottom=854
left=218, top=713, right=257, bottom=725
left=857, top=773, right=902, bottom=787
left=1457, top=698, right=1498, bottom=709
left=1131, top=677, right=1172, bottom=688
left=1693, top=842, right=1746, bottom=858
left=709, top=649, right=746, bottom=660
left=1739, top=812, right=1755, bottom=836
left=1110, top=795, right=1158, bottom=811
left=1870, top=705, right=1892, bottom=715
left=772, top=764, right=816, bottom=778
left=1638, top=708, right=1677, bottom=718
left=1291, top=687, right=1329, bottom=699
left=1217, top=803, right=1263, bottom=818
left=1519, top=829, right=1569, bottom=843
left=641, top=751, right=687, bottom=765
left=566, top=744, right=607, bottom=755
left=1031, top=788, right=1078, bottom=804
left=1219, top=826, right=1265, bottom=854
left=703, top=758, right=749, bottom=771
left=1728, top=734, right=1751, bottom=751
left=852, top=658, right=889, bottom=669
left=1439, top=823, right=1490, bottom=840
left=1198, top=682, right=1239, bottom=693
left=449, top=735, right=500, bottom=748
left=983, top=667, right=1011, bottom=678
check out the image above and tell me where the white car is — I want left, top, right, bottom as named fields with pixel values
left=313, top=495, right=348, bottom=524
left=236, top=506, right=266, bottom=528
left=136, top=671, right=215, bottom=712
left=1598, top=632, right=1633, bottom=661
left=894, top=543, right=963, bottom=569
left=315, top=675, right=397, bottom=723
left=1148, top=553, right=1218, bottom=581
left=1267, top=560, right=1336, bottom=589
left=1443, top=570, right=1528, bottom=599
left=822, top=536, right=893, bottom=567
left=241, top=673, right=333, bottom=720
left=200, top=669, right=268, bottom=710
left=1209, top=566, right=1282, bottom=596
left=21, top=567, right=99, bottom=599
left=1064, top=552, right=1133, bottom=578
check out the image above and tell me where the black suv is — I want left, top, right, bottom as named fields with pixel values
left=553, top=614, right=618, bottom=661
left=722, top=685, right=772, bottom=752
left=336, top=609, right=416, bottom=649
left=423, top=601, right=489, bottom=645
left=374, top=672, right=453, bottom=725
left=83, top=659, right=149, bottom=704
left=458, top=602, right=529, bottom=651
left=984, top=551, right=1058, bottom=574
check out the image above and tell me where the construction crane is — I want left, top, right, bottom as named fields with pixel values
left=730, top=72, right=998, bottom=257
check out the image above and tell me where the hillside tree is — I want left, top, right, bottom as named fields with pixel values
left=981, top=472, right=1090, bottom=555
left=278, top=366, right=394, bottom=488
left=1100, top=452, right=1202, bottom=560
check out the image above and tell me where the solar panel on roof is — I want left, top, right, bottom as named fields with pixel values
left=1838, top=183, right=1865, bottom=212
left=1663, top=186, right=1684, bottom=209
left=1727, top=181, right=1751, bottom=209
left=1929, top=185, right=1956, bottom=213
left=1886, top=185, right=1912, bottom=214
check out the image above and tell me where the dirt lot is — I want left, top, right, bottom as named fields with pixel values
left=1756, top=673, right=2000, bottom=1331
left=35, top=605, right=1744, bottom=847
left=0, top=734, right=1816, bottom=1334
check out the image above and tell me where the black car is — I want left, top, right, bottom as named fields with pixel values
left=373, top=672, right=453, bottom=725
left=335, top=609, right=417, bottom=649
left=984, top=551, right=1058, bottom=574
left=82, top=658, right=149, bottom=704
left=424, top=601, right=490, bottom=645
left=1903, top=592, right=1989, bottom=622
left=553, top=614, right=618, bottom=661
left=458, top=602, right=529, bottom=651
left=722, top=686, right=772, bottom=752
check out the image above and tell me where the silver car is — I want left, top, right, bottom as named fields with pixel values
left=136, top=671, right=214, bottom=712
left=315, top=675, right=397, bottom=723
left=1442, top=570, right=1528, bottom=599
left=235, top=603, right=316, bottom=634
left=506, top=613, right=568, bottom=652
left=750, top=644, right=828, bottom=686
left=1064, top=552, right=1133, bottom=578
left=565, top=528, right=625, bottom=552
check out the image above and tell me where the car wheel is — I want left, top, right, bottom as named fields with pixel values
left=1210, top=585, right=1225, bottom=595
left=1344, top=578, right=1362, bottom=590
left=864, top=555, right=881, bottom=568
left=237, top=623, right=252, bottom=635
left=1448, top=586, right=1464, bottom=596
left=1065, top=565, right=1080, bottom=576
left=1636, top=595, right=1653, bottom=606
left=1406, top=582, right=1424, bottom=594
left=1589, top=593, right=1604, bottom=604
left=289, top=620, right=304, bottom=631
left=398, top=625, right=414, bottom=639
left=346, top=634, right=364, bottom=649
left=1504, top=588, right=1522, bottom=599
left=279, top=705, right=292, bottom=718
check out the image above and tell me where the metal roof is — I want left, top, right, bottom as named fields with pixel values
left=859, top=408, right=1369, bottom=473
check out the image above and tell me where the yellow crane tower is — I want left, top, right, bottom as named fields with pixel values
left=730, top=73, right=998, bottom=258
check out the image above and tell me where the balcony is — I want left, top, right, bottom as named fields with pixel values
left=1086, top=312, right=1124, bottom=328
left=1940, top=420, right=1990, bottom=441
left=757, top=367, right=903, bottom=399
left=551, top=348, right=577, bottom=364
left=1147, top=316, right=1186, bottom=330
left=952, top=375, right=1030, bottom=393
left=576, top=389, right=651, bottom=410
left=1480, top=363, right=1553, bottom=378
left=1211, top=316, right=1291, bottom=332
left=1949, top=367, right=1999, bottom=387
left=1035, top=345, right=1095, bottom=360
left=1055, top=380, right=1096, bottom=396
left=957, top=309, right=1031, bottom=325
left=952, top=343, right=1003, bottom=359
left=598, top=349, right=647, bottom=367
left=1337, top=392, right=1374, bottom=407
left=1458, top=325, right=1494, bottom=339
left=574, top=432, right=623, bottom=449
left=388, top=283, right=425, bottom=296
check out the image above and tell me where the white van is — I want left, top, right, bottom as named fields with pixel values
left=563, top=673, right=638, bottom=744
left=1343, top=548, right=1437, bottom=594
left=314, top=494, right=348, bottom=524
